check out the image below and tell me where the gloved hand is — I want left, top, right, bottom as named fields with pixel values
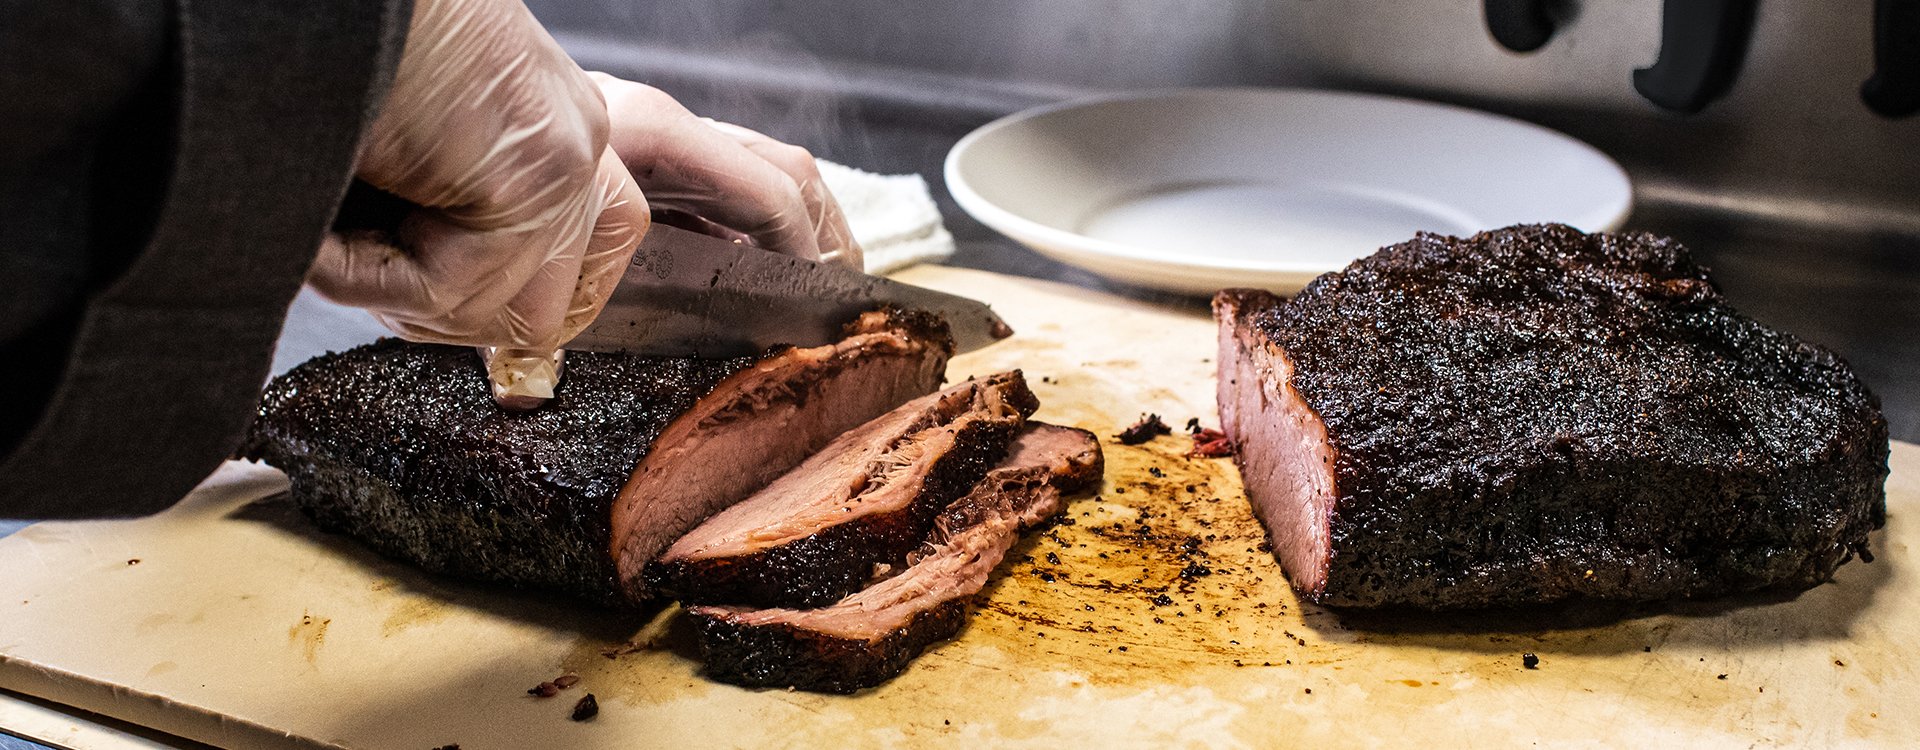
left=590, top=73, right=863, bottom=271
left=307, top=0, right=648, bottom=409
left=308, top=0, right=862, bottom=411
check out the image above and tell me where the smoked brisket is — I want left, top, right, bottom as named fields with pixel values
left=241, top=309, right=951, bottom=606
left=689, top=423, right=1102, bottom=692
left=1215, top=224, right=1889, bottom=610
left=650, top=372, right=1041, bottom=608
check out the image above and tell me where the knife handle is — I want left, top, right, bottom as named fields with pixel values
left=1633, top=0, right=1759, bottom=114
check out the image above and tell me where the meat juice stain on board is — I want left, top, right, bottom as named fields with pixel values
left=287, top=610, right=330, bottom=666
left=962, top=437, right=1318, bottom=681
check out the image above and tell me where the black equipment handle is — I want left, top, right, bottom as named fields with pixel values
left=1485, top=0, right=1557, bottom=52
left=1863, top=0, right=1920, bottom=117
left=1633, top=0, right=1759, bottom=113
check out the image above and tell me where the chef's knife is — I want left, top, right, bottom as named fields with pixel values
left=565, top=223, right=1011, bottom=357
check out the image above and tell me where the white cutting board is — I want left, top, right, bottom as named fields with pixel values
left=1, top=266, right=1915, bottom=749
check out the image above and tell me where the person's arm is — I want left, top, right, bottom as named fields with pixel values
left=0, top=0, right=413, bottom=518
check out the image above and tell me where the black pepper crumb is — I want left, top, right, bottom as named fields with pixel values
left=1045, top=552, right=1060, bottom=565
left=1717, top=674, right=1728, bottom=680
left=127, top=559, right=141, bottom=566
left=1522, top=653, right=1540, bottom=669
left=528, top=682, right=559, bottom=698
left=1148, top=467, right=1164, bottom=478
left=431, top=745, right=461, bottom=750
left=1304, top=688, right=1312, bottom=694
left=1116, top=414, right=1172, bottom=445
left=571, top=694, right=599, bottom=721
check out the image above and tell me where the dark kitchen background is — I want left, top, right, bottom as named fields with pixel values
left=525, top=0, right=1920, bottom=440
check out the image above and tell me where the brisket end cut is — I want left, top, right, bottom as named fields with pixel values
left=689, top=423, right=1103, bottom=693
left=650, top=372, right=1042, bottom=608
left=1215, top=224, right=1889, bottom=610
left=241, top=309, right=951, bottom=607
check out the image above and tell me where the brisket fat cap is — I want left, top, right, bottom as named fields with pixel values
left=688, top=423, right=1103, bottom=694
left=650, top=371, right=1042, bottom=609
left=1216, top=224, right=1889, bottom=610
left=242, top=308, right=951, bottom=607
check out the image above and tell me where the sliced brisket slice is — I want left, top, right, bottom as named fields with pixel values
left=241, top=309, right=950, bottom=607
left=1215, top=224, right=1889, bottom=610
left=688, top=423, right=1103, bottom=693
left=650, top=371, right=1041, bottom=608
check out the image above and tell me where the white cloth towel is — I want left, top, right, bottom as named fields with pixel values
left=817, top=160, right=955, bottom=275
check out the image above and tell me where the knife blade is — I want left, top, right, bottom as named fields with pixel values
left=564, top=223, right=1011, bottom=358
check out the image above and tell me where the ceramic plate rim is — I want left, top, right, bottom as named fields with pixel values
left=943, top=87, right=1633, bottom=277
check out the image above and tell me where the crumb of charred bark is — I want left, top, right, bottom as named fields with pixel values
left=1188, top=428, right=1235, bottom=457
left=1116, top=414, right=1172, bottom=445
left=571, top=694, right=599, bottom=721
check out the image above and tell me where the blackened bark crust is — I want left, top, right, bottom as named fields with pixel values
left=1225, top=224, right=1888, bottom=609
left=241, top=339, right=756, bottom=606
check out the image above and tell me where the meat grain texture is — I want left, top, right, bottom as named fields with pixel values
left=689, top=424, right=1105, bottom=693
left=1216, top=224, right=1889, bottom=609
left=651, top=372, right=1041, bottom=608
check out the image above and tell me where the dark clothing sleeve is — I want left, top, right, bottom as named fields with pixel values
left=0, top=0, right=413, bottom=517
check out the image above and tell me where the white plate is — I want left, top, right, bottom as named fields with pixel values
left=944, top=88, right=1632, bottom=295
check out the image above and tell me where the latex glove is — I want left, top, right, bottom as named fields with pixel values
left=589, top=73, right=863, bottom=271
left=306, top=0, right=650, bottom=409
